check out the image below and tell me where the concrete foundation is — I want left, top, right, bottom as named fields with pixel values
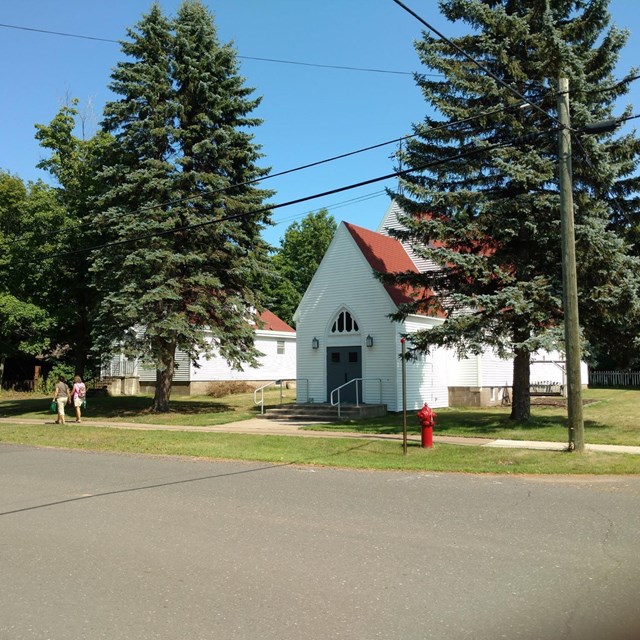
left=102, top=376, right=140, bottom=396
left=137, top=379, right=297, bottom=396
left=138, top=381, right=190, bottom=396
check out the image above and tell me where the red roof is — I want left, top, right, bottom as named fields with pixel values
left=257, top=309, right=295, bottom=333
left=344, top=222, right=441, bottom=317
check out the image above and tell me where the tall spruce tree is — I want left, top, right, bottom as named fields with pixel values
left=384, top=0, right=640, bottom=420
left=93, top=1, right=272, bottom=412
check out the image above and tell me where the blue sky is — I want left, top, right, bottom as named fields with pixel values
left=1, top=0, right=638, bottom=248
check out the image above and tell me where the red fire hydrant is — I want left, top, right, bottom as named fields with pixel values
left=416, top=402, right=436, bottom=448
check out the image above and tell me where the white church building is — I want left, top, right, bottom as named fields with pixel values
left=293, top=201, right=585, bottom=412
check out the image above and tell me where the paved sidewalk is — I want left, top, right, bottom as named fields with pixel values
left=2, top=417, right=640, bottom=454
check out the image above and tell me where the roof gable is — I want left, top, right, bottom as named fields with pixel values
left=344, top=222, right=424, bottom=309
left=256, top=309, right=295, bottom=333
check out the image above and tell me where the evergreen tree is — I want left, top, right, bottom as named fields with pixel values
left=266, top=209, right=337, bottom=325
left=384, top=0, right=640, bottom=420
left=93, top=1, right=272, bottom=412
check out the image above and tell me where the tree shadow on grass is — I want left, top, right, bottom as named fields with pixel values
left=0, top=394, right=234, bottom=419
left=317, top=407, right=569, bottom=437
left=324, top=406, right=617, bottom=442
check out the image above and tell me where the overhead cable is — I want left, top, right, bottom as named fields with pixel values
left=1, top=100, right=534, bottom=249
left=10, top=126, right=558, bottom=265
left=0, top=22, right=421, bottom=76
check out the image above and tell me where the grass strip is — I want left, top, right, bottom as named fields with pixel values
left=302, top=388, right=640, bottom=446
left=0, top=422, right=638, bottom=475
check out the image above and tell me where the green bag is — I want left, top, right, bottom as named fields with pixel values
left=50, top=401, right=57, bottom=413
left=82, top=399, right=87, bottom=410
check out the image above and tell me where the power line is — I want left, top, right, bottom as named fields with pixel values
left=272, top=191, right=387, bottom=229
left=1, top=133, right=419, bottom=249
left=0, top=22, right=424, bottom=76
left=570, top=112, right=640, bottom=230
left=1, top=134, right=416, bottom=249
left=1, top=101, right=533, bottom=250
left=0, top=22, right=117, bottom=43
left=234, top=56, right=416, bottom=76
left=10, top=126, right=557, bottom=266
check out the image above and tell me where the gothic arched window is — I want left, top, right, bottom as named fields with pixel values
left=330, top=310, right=359, bottom=334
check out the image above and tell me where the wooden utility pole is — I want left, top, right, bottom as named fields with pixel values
left=557, top=77, right=585, bottom=452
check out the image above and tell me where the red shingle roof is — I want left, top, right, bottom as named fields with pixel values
left=344, top=222, right=440, bottom=316
left=257, top=309, right=295, bottom=333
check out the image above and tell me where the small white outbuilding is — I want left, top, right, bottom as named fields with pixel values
left=102, top=310, right=296, bottom=395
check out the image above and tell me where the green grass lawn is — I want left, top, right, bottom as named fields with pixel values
left=0, top=421, right=638, bottom=475
left=0, top=388, right=638, bottom=475
left=305, top=388, right=640, bottom=446
left=0, top=387, right=296, bottom=426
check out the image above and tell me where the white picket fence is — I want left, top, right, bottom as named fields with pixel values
left=589, top=370, right=640, bottom=388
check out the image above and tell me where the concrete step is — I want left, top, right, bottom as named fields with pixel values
left=259, top=403, right=387, bottom=422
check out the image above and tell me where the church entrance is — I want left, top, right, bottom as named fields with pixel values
left=326, top=346, right=362, bottom=403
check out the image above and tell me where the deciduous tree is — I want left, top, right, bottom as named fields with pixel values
left=266, top=209, right=337, bottom=325
left=35, top=100, right=112, bottom=377
left=0, top=171, right=65, bottom=383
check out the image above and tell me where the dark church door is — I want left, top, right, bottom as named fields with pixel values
left=326, top=347, right=362, bottom=403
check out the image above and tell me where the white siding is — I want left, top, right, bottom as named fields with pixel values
left=448, top=355, right=481, bottom=388
left=138, top=350, right=190, bottom=382
left=190, top=332, right=296, bottom=382
left=530, top=350, right=588, bottom=386
left=449, top=348, right=588, bottom=389
left=294, top=224, right=401, bottom=407
left=117, top=332, right=295, bottom=384
left=477, top=348, right=514, bottom=387
left=398, top=317, right=450, bottom=410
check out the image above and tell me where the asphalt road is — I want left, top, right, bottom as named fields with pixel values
left=1, top=444, right=639, bottom=640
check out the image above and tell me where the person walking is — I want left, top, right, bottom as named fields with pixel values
left=52, top=375, right=70, bottom=425
left=71, top=375, right=87, bottom=423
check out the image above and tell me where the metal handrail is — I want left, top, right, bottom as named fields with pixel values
left=254, top=379, right=307, bottom=414
left=330, top=378, right=382, bottom=418
left=254, top=380, right=282, bottom=415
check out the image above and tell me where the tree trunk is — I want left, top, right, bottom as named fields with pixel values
left=152, top=341, right=176, bottom=413
left=510, top=347, right=531, bottom=422
left=73, top=346, right=88, bottom=380
left=73, top=307, right=90, bottom=379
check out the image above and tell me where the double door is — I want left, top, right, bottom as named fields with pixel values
left=326, top=346, right=362, bottom=403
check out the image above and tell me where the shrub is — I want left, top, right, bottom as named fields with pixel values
left=206, top=381, right=254, bottom=398
left=38, top=362, right=76, bottom=394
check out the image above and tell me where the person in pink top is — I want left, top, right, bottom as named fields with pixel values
left=71, top=375, right=86, bottom=423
